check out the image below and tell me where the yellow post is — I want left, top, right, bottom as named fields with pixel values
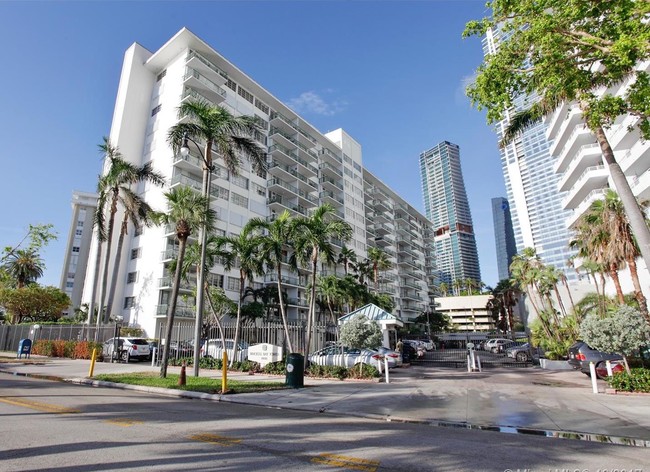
left=222, top=351, right=228, bottom=393
left=88, top=348, right=98, bottom=377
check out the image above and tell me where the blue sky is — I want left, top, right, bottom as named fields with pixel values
left=0, top=0, right=506, bottom=288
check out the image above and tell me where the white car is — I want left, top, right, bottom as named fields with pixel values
left=103, top=337, right=151, bottom=362
left=202, top=339, right=249, bottom=362
left=483, top=338, right=511, bottom=353
left=308, top=345, right=391, bottom=369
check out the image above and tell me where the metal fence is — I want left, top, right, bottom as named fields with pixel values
left=408, top=332, right=532, bottom=368
left=0, top=324, right=116, bottom=352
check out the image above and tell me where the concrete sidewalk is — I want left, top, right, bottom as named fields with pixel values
left=1, top=352, right=649, bottom=446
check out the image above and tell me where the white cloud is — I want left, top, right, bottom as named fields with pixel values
left=286, top=91, right=347, bottom=116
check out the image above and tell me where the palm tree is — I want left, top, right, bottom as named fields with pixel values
left=316, top=275, right=344, bottom=323
left=93, top=138, right=165, bottom=326
left=104, top=190, right=157, bottom=325
left=2, top=249, right=43, bottom=288
left=213, top=222, right=266, bottom=366
left=439, top=282, right=449, bottom=297
left=367, top=247, right=392, bottom=293
left=292, top=204, right=352, bottom=362
left=247, top=210, right=296, bottom=353
left=167, top=99, right=266, bottom=374
left=152, top=186, right=215, bottom=378
left=337, top=246, right=357, bottom=276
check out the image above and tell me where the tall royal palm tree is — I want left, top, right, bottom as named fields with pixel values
left=2, top=249, right=43, bottom=288
left=366, top=247, right=392, bottom=293
left=92, top=138, right=165, bottom=328
left=104, top=190, right=157, bottom=326
left=337, top=246, right=357, bottom=276
left=152, top=186, right=215, bottom=378
left=316, top=275, right=344, bottom=323
left=213, top=222, right=266, bottom=367
left=247, top=210, right=296, bottom=353
left=167, top=99, right=266, bottom=375
left=292, top=204, right=352, bottom=363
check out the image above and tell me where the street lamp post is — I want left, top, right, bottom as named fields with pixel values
left=180, top=133, right=213, bottom=377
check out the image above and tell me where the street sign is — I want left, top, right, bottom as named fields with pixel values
left=248, top=343, right=283, bottom=367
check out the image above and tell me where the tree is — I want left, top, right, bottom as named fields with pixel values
left=415, top=311, right=452, bottom=333
left=104, top=189, right=158, bottom=326
left=316, top=275, right=344, bottom=323
left=152, top=186, right=215, bottom=378
left=247, top=210, right=296, bottom=353
left=213, top=222, right=266, bottom=367
left=465, top=0, right=650, bottom=275
left=0, top=285, right=69, bottom=324
left=205, top=286, right=237, bottom=354
left=339, top=314, right=383, bottom=351
left=167, top=99, right=266, bottom=375
left=337, top=246, right=357, bottom=276
left=1, top=224, right=57, bottom=265
left=92, top=138, right=165, bottom=329
left=580, top=305, right=650, bottom=371
left=292, top=204, right=352, bottom=363
left=2, top=249, right=44, bottom=288
left=367, top=247, right=392, bottom=293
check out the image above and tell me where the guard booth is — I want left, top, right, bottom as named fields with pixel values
left=17, top=339, right=32, bottom=359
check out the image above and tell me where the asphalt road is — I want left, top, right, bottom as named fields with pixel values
left=1, top=374, right=648, bottom=471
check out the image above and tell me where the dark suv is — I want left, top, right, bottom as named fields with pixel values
left=567, top=341, right=624, bottom=379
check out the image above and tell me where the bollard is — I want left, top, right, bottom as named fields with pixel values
left=589, top=361, right=598, bottom=394
left=179, top=360, right=187, bottom=386
left=151, top=347, right=157, bottom=367
left=606, top=360, right=613, bottom=377
left=88, top=348, right=98, bottom=377
left=467, top=354, right=471, bottom=372
left=384, top=356, right=389, bottom=384
left=477, top=355, right=482, bottom=372
left=222, top=351, right=228, bottom=393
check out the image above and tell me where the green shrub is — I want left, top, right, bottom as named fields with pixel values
left=32, top=340, right=53, bottom=356
left=347, top=363, right=380, bottom=379
left=608, top=368, right=650, bottom=393
left=263, top=361, right=286, bottom=375
left=119, top=327, right=144, bottom=337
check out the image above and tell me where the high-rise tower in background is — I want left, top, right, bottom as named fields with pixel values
left=419, top=141, right=481, bottom=287
left=482, top=28, right=577, bottom=279
left=491, top=197, right=517, bottom=282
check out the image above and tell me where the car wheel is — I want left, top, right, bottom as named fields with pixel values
left=516, top=352, right=529, bottom=362
left=121, top=351, right=129, bottom=362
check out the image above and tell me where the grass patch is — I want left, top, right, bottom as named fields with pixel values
left=93, top=372, right=288, bottom=394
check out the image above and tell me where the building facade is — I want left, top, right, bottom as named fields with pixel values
left=82, top=28, right=435, bottom=336
left=491, top=197, right=517, bottom=282
left=435, top=295, right=495, bottom=332
left=419, top=141, right=481, bottom=287
left=60, top=191, right=98, bottom=316
left=482, top=27, right=577, bottom=280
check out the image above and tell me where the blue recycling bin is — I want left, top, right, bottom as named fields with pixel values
left=17, top=339, right=32, bottom=359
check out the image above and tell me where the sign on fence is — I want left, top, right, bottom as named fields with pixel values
left=248, top=343, right=283, bottom=367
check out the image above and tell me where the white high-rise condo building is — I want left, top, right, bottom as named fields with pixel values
left=544, top=59, right=650, bottom=294
left=482, top=28, right=577, bottom=280
left=419, top=141, right=481, bottom=288
left=82, top=28, right=435, bottom=336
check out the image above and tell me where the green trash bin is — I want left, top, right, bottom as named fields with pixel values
left=285, top=353, right=304, bottom=388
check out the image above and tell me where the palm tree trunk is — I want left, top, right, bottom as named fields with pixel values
left=205, top=283, right=227, bottom=352
left=608, top=263, right=625, bottom=304
left=160, top=237, right=187, bottom=378
left=562, top=276, right=576, bottom=316
left=276, top=267, right=294, bottom=353
left=104, top=216, right=128, bottom=323
left=627, top=257, right=650, bottom=322
left=230, top=272, right=245, bottom=367
left=304, top=254, right=318, bottom=368
left=594, top=126, right=650, bottom=276
left=553, top=284, right=567, bottom=317
left=88, top=240, right=103, bottom=342
left=599, top=271, right=607, bottom=318
left=99, top=192, right=119, bottom=324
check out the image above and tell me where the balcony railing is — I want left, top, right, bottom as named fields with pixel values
left=184, top=68, right=227, bottom=99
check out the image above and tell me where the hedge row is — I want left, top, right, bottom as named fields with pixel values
left=31, top=340, right=103, bottom=359
left=608, top=368, right=650, bottom=393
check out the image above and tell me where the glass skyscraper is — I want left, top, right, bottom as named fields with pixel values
left=491, top=197, right=517, bottom=282
left=419, top=141, right=481, bottom=287
left=482, top=28, right=577, bottom=279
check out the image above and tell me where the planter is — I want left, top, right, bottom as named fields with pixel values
left=539, top=358, right=572, bottom=370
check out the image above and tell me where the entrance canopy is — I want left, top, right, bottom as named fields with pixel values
left=338, top=304, right=404, bottom=329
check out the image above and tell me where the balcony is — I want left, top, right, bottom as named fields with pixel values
left=156, top=304, right=194, bottom=318
left=607, top=115, right=642, bottom=151
left=158, top=276, right=193, bottom=291
left=557, top=144, right=602, bottom=191
left=269, top=127, right=298, bottom=151
left=183, top=68, right=227, bottom=104
left=548, top=107, right=583, bottom=157
left=320, top=147, right=343, bottom=165
left=544, top=101, right=571, bottom=140
left=287, top=298, right=309, bottom=308
left=320, top=190, right=344, bottom=205
left=270, top=111, right=297, bottom=136
left=631, top=168, right=650, bottom=201
left=619, top=139, right=650, bottom=176
left=566, top=188, right=607, bottom=228
left=264, top=273, right=303, bottom=286
left=319, top=162, right=343, bottom=178
left=554, top=124, right=597, bottom=172
left=561, top=165, right=609, bottom=209
left=268, top=178, right=299, bottom=198
left=186, top=49, right=228, bottom=84
left=320, top=176, right=343, bottom=192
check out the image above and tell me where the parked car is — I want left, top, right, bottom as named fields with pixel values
left=167, top=339, right=195, bottom=358
left=483, top=338, right=511, bottom=353
left=567, top=341, right=625, bottom=379
left=102, top=337, right=151, bottom=362
left=308, top=345, right=390, bottom=369
left=202, top=339, right=249, bottom=362
left=497, top=340, right=527, bottom=354
left=376, top=346, right=403, bottom=367
left=506, top=343, right=533, bottom=362
left=401, top=341, right=417, bottom=363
